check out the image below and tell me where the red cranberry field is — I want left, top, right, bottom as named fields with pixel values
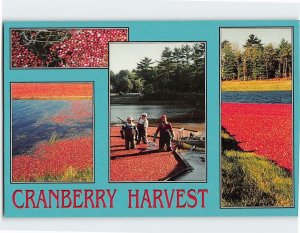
left=11, top=83, right=93, bottom=99
left=110, top=126, right=187, bottom=181
left=222, top=103, right=292, bottom=171
left=11, top=29, right=128, bottom=68
left=12, top=83, right=94, bottom=182
left=11, top=31, right=43, bottom=67
left=51, top=101, right=93, bottom=125
left=12, top=137, right=93, bottom=182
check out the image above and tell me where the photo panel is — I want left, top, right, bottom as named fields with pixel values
left=11, top=28, right=128, bottom=68
left=10, top=82, right=94, bottom=183
left=109, top=42, right=207, bottom=182
left=220, top=27, right=294, bottom=208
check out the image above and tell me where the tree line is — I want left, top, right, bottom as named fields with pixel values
left=110, top=43, right=205, bottom=101
left=221, top=34, right=292, bottom=81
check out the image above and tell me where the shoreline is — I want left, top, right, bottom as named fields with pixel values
left=222, top=79, right=292, bottom=92
left=169, top=123, right=205, bottom=132
left=111, top=123, right=205, bottom=134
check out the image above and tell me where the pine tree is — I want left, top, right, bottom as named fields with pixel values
left=234, top=49, right=243, bottom=81
left=243, top=34, right=263, bottom=80
left=191, top=43, right=205, bottom=91
left=135, top=57, right=155, bottom=95
left=264, top=43, right=277, bottom=79
left=277, top=39, right=292, bottom=79
left=221, top=42, right=237, bottom=80
left=156, top=47, right=174, bottom=91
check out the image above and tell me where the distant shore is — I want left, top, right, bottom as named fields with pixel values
left=11, top=83, right=93, bottom=100
left=110, top=93, right=205, bottom=106
left=12, top=96, right=92, bottom=100
left=170, top=123, right=205, bottom=132
left=222, top=79, right=292, bottom=92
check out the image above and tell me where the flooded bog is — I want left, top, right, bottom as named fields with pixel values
left=12, top=99, right=93, bottom=156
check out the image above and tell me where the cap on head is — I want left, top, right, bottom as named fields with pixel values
left=127, top=116, right=133, bottom=121
left=142, top=113, right=147, bottom=117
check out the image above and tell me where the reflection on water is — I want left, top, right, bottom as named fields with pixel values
left=111, top=104, right=195, bottom=124
left=222, top=91, right=292, bottom=104
left=12, top=100, right=93, bottom=156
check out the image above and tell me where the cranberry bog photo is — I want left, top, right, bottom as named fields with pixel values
left=11, top=28, right=128, bottom=68
left=109, top=42, right=206, bottom=182
left=220, top=28, right=293, bottom=207
left=11, top=83, right=94, bottom=182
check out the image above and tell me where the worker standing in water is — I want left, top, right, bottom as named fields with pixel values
left=136, top=112, right=149, bottom=144
left=153, top=115, right=174, bottom=151
left=120, top=116, right=138, bottom=150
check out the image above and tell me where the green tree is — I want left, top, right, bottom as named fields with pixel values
left=131, top=78, right=143, bottom=93
left=221, top=40, right=230, bottom=49
left=118, top=78, right=133, bottom=93
left=133, top=43, right=205, bottom=100
left=112, top=70, right=136, bottom=93
left=181, top=44, right=192, bottom=66
left=110, top=71, right=116, bottom=92
left=264, top=44, right=277, bottom=79
left=244, top=34, right=262, bottom=48
left=277, top=39, right=292, bottom=79
left=222, top=34, right=292, bottom=81
left=251, top=47, right=266, bottom=80
left=135, top=57, right=156, bottom=95
left=242, top=34, right=263, bottom=80
left=191, top=43, right=205, bottom=91
left=234, top=48, right=243, bottom=81
left=172, top=47, right=181, bottom=70
left=136, top=57, right=155, bottom=79
left=175, top=44, right=193, bottom=91
left=156, top=47, right=175, bottom=91
left=221, top=41, right=237, bottom=80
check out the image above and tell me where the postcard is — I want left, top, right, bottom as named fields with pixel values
left=2, top=21, right=299, bottom=217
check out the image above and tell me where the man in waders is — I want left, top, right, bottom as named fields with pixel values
left=153, top=115, right=174, bottom=151
left=120, top=116, right=138, bottom=150
left=136, top=112, right=149, bottom=144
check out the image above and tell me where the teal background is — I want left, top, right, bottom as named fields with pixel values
left=3, top=20, right=299, bottom=217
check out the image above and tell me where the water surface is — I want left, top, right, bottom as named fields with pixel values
left=12, top=100, right=93, bottom=156
left=111, top=104, right=195, bottom=124
left=176, top=150, right=206, bottom=182
left=222, top=91, right=292, bottom=104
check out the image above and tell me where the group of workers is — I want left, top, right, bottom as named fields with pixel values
left=120, top=113, right=174, bottom=151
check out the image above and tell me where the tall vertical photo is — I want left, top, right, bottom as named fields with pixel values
left=109, top=42, right=206, bottom=182
left=220, top=28, right=293, bottom=207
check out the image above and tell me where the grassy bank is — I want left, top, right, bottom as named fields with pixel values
left=38, top=167, right=93, bottom=182
left=222, top=79, right=291, bottom=92
left=171, top=123, right=205, bottom=132
left=16, top=167, right=93, bottom=182
left=221, top=131, right=293, bottom=207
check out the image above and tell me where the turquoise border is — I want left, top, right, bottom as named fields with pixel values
left=3, top=20, right=299, bottom=217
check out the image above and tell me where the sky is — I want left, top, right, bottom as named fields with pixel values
left=221, top=28, right=292, bottom=49
left=109, top=42, right=202, bottom=73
